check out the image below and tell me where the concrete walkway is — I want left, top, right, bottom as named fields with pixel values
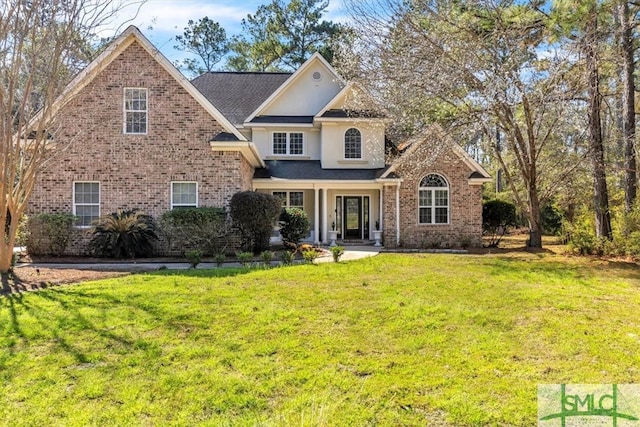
left=17, top=246, right=381, bottom=271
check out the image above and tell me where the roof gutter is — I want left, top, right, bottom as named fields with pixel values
left=210, top=141, right=265, bottom=168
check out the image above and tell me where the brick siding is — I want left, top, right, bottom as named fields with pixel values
left=382, top=141, right=484, bottom=248
left=28, top=41, right=254, bottom=254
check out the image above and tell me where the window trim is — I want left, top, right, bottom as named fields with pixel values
left=272, top=191, right=304, bottom=210
left=123, top=87, right=148, bottom=135
left=73, top=181, right=100, bottom=228
left=271, top=131, right=305, bottom=156
left=171, top=181, right=198, bottom=209
left=418, top=173, right=450, bottom=225
left=344, top=127, right=362, bottom=160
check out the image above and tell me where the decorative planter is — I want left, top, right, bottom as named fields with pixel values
left=373, top=230, right=383, bottom=247
left=328, top=230, right=338, bottom=247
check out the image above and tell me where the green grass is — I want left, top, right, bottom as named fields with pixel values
left=2, top=253, right=640, bottom=426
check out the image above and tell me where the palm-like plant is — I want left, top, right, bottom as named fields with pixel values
left=89, top=209, right=158, bottom=258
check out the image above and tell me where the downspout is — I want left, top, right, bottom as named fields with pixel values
left=314, top=187, right=320, bottom=245
left=321, top=188, right=327, bottom=243
left=379, top=188, right=383, bottom=231
left=395, top=183, right=400, bottom=246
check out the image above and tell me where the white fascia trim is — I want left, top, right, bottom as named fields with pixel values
left=210, top=141, right=265, bottom=168
left=315, top=81, right=389, bottom=120
left=314, top=82, right=354, bottom=119
left=379, top=164, right=397, bottom=179
left=379, top=179, right=403, bottom=185
left=313, top=117, right=390, bottom=124
left=451, top=141, right=491, bottom=179
left=468, top=177, right=493, bottom=185
left=243, top=122, right=315, bottom=128
left=245, top=52, right=346, bottom=123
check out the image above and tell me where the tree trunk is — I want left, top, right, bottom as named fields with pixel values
left=0, top=243, right=13, bottom=274
left=586, top=12, right=613, bottom=240
left=618, top=0, right=637, bottom=213
left=527, top=180, right=543, bottom=248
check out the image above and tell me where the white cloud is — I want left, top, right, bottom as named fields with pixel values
left=128, top=0, right=254, bottom=33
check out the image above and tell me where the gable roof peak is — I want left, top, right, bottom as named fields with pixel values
left=53, top=24, right=246, bottom=141
left=244, top=52, right=346, bottom=123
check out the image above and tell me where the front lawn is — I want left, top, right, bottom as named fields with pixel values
left=1, top=253, right=640, bottom=425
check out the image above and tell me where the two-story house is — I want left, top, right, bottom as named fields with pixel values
left=28, top=26, right=490, bottom=254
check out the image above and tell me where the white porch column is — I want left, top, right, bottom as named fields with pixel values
left=321, top=188, right=328, bottom=244
left=314, top=187, right=320, bottom=245
left=379, top=188, right=383, bottom=231
left=395, top=183, right=401, bottom=246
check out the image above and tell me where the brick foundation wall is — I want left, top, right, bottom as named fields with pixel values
left=28, top=41, right=254, bottom=255
left=382, top=142, right=484, bottom=248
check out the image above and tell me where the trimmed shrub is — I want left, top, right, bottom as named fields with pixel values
left=185, top=249, right=202, bottom=268
left=89, top=209, right=157, bottom=258
left=280, top=250, right=294, bottom=265
left=235, top=251, right=253, bottom=267
left=482, top=199, right=517, bottom=247
left=302, top=248, right=320, bottom=264
left=330, top=245, right=345, bottom=262
left=230, top=191, right=281, bottom=253
left=279, top=207, right=310, bottom=246
left=213, top=252, right=226, bottom=267
left=26, top=213, right=76, bottom=256
left=159, top=207, right=230, bottom=255
left=260, top=250, right=274, bottom=266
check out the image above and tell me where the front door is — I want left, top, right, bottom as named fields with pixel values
left=344, top=196, right=362, bottom=239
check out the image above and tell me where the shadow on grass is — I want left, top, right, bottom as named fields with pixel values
left=486, top=254, right=640, bottom=282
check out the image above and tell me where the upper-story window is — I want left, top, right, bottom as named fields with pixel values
left=273, top=132, right=304, bottom=155
left=124, top=88, right=147, bottom=134
left=419, top=174, right=449, bottom=224
left=344, top=128, right=362, bottom=159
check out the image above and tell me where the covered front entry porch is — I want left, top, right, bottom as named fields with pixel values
left=253, top=181, right=384, bottom=245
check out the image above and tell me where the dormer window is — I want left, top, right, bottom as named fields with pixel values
left=344, top=128, right=362, bottom=159
left=273, top=132, right=304, bottom=155
left=124, top=88, right=147, bottom=134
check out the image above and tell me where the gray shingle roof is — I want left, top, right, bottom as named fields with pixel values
left=320, top=109, right=385, bottom=118
left=249, top=116, right=314, bottom=124
left=209, top=131, right=240, bottom=142
left=191, top=72, right=292, bottom=125
left=254, top=160, right=389, bottom=180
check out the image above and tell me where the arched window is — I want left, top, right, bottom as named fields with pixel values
left=419, top=174, right=449, bottom=224
left=344, top=128, right=362, bottom=159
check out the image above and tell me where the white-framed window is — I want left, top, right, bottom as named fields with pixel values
left=171, top=182, right=198, bottom=208
left=344, top=128, right=362, bottom=159
left=73, top=182, right=100, bottom=227
left=272, top=132, right=304, bottom=155
left=124, top=88, right=147, bottom=134
left=419, top=174, right=449, bottom=224
left=273, top=191, right=304, bottom=209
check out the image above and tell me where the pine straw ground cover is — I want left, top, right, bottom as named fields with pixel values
left=1, top=252, right=640, bottom=426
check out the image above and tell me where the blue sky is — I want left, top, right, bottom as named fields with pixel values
left=110, top=0, right=349, bottom=63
